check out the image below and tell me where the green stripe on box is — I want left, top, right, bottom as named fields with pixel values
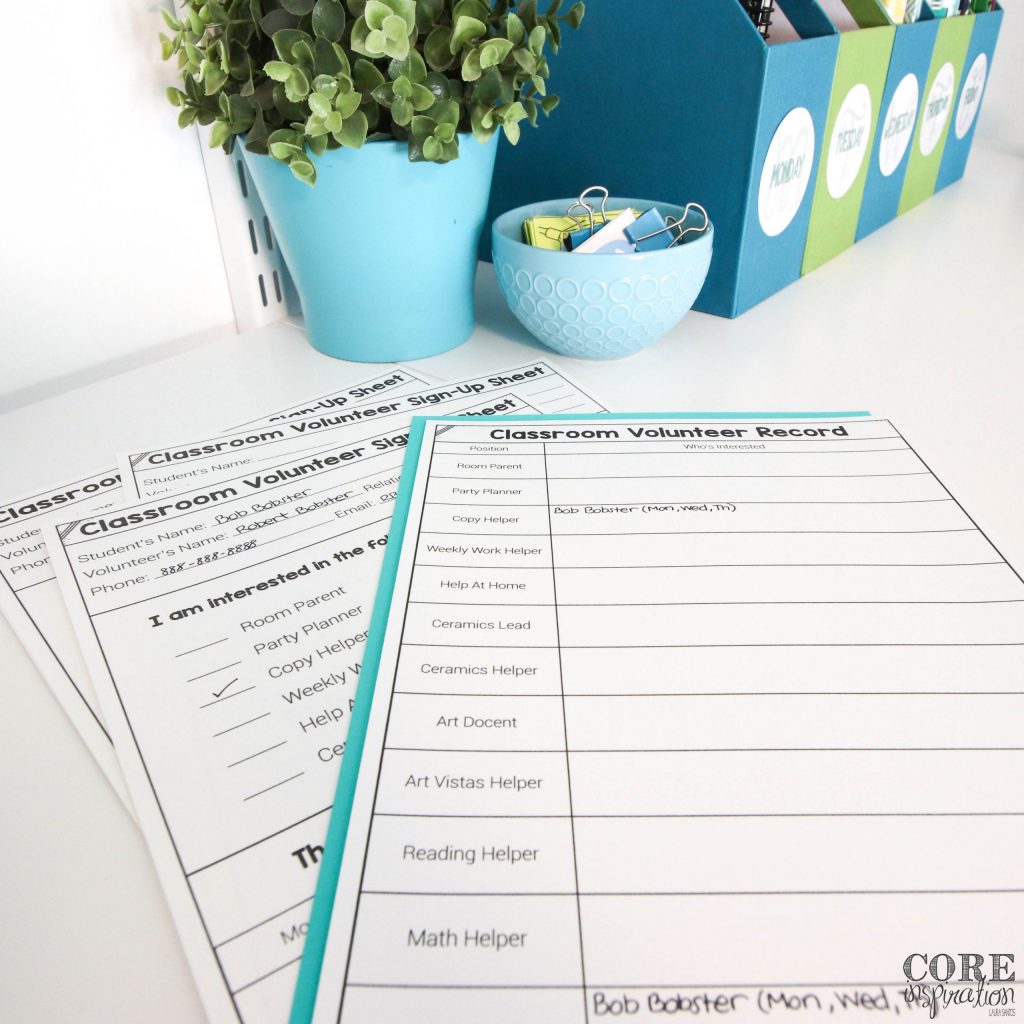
left=898, top=14, right=974, bottom=215
left=802, top=23, right=895, bottom=275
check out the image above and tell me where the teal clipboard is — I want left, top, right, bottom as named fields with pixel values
left=290, top=409, right=871, bottom=1024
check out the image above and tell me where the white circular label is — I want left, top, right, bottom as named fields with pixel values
left=826, top=83, right=872, bottom=199
left=920, top=62, right=955, bottom=156
left=955, top=53, right=988, bottom=140
left=758, top=107, right=816, bottom=238
left=878, top=73, right=919, bottom=178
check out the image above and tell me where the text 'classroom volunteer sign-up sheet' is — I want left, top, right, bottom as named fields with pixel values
left=0, top=368, right=434, bottom=808
left=45, top=365, right=605, bottom=1024
left=309, top=416, right=1024, bottom=1024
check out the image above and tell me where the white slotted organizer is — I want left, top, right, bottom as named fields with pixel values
left=194, top=123, right=298, bottom=331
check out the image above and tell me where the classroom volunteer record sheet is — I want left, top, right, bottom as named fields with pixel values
left=306, top=415, right=1023, bottom=1024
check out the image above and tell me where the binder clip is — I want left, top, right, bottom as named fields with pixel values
left=566, top=186, right=615, bottom=250
left=740, top=0, right=775, bottom=39
left=626, top=203, right=710, bottom=252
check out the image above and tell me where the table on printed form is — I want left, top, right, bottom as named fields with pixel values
left=1, top=144, right=1022, bottom=1022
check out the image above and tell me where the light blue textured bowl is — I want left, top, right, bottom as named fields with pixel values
left=492, top=197, right=713, bottom=360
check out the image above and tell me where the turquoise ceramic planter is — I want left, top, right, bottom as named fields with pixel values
left=242, top=135, right=498, bottom=362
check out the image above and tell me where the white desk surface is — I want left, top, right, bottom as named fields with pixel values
left=2, top=144, right=1022, bottom=1022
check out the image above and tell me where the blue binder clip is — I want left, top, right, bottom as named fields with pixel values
left=565, top=186, right=614, bottom=250
left=626, top=203, right=711, bottom=252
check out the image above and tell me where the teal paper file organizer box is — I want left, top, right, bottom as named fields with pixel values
left=484, top=0, right=840, bottom=318
left=486, top=0, right=1003, bottom=317
left=856, top=4, right=940, bottom=240
left=935, top=3, right=1003, bottom=194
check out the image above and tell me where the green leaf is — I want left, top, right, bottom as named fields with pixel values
left=309, top=133, right=329, bottom=156
left=424, top=27, right=453, bottom=70
left=205, top=0, right=229, bottom=24
left=513, top=48, right=537, bottom=74
left=159, top=32, right=174, bottom=61
left=269, top=139, right=303, bottom=158
left=435, top=121, right=456, bottom=143
left=261, top=8, right=299, bottom=35
left=422, top=136, right=442, bottom=161
left=264, top=61, right=294, bottom=82
left=566, top=1, right=585, bottom=30
left=314, top=36, right=350, bottom=74
left=273, top=29, right=315, bottom=62
left=390, top=49, right=428, bottom=84
left=313, top=74, right=339, bottom=96
left=415, top=0, right=444, bottom=31
left=391, top=95, right=413, bottom=125
left=353, top=58, right=385, bottom=92
left=410, top=82, right=435, bottom=110
left=479, top=38, right=514, bottom=68
left=529, top=25, right=546, bottom=54
left=506, top=11, right=525, bottom=43
left=289, top=156, right=317, bottom=185
left=312, top=0, right=347, bottom=40
left=284, top=65, right=311, bottom=102
left=450, top=15, right=486, bottom=53
left=336, top=110, right=369, bottom=147
left=539, top=93, right=559, bottom=114
left=165, top=86, right=183, bottom=107
left=470, top=102, right=496, bottom=141
left=334, top=89, right=362, bottom=117
left=293, top=39, right=316, bottom=67
left=309, top=91, right=332, bottom=117
left=428, top=98, right=459, bottom=125
left=366, top=28, right=388, bottom=53
left=209, top=120, right=232, bottom=147
left=281, top=0, right=316, bottom=14
left=160, top=8, right=183, bottom=31
left=425, top=71, right=451, bottom=100
left=502, top=118, right=521, bottom=145
left=204, top=65, right=229, bottom=95
left=452, top=0, right=489, bottom=21
left=187, top=8, right=204, bottom=35
left=178, top=107, right=198, bottom=128
left=460, top=46, right=482, bottom=81
left=410, top=115, right=436, bottom=139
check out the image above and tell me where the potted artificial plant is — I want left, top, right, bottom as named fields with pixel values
left=162, top=0, right=585, bottom=361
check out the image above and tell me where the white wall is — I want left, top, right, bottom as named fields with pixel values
left=1, top=1, right=236, bottom=407
left=975, top=2, right=1023, bottom=154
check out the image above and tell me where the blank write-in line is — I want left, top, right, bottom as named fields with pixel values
left=175, top=637, right=229, bottom=658
left=358, top=888, right=1024, bottom=898
left=410, top=562, right=1006, bottom=570
left=227, top=741, right=288, bottom=768
left=213, top=713, right=271, bottom=737
left=243, top=772, right=305, bottom=801
left=187, top=661, right=242, bottom=683
left=384, top=745, right=1024, bottom=754
left=422, top=498, right=957, bottom=507
left=392, top=690, right=1024, bottom=699
left=199, top=686, right=255, bottom=709
left=406, top=598, right=1024, bottom=607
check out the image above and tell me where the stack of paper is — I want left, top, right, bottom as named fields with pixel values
left=6, top=392, right=1022, bottom=1024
